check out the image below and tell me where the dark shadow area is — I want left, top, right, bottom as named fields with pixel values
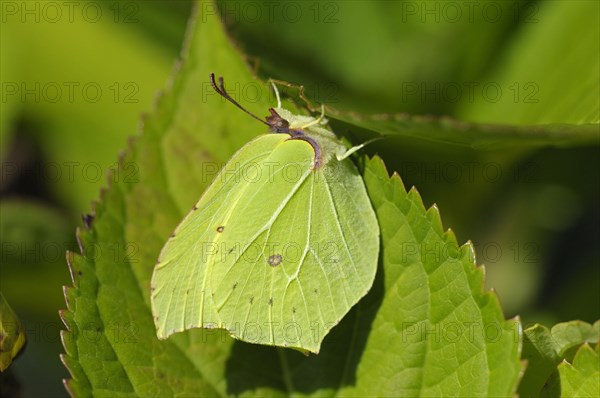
left=531, top=147, right=600, bottom=322
left=1, top=118, right=56, bottom=204
left=0, top=367, right=22, bottom=398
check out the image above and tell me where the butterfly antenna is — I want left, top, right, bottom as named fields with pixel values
left=210, top=73, right=270, bottom=126
left=269, top=79, right=282, bottom=108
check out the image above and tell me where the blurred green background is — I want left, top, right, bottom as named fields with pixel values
left=1, top=1, right=598, bottom=396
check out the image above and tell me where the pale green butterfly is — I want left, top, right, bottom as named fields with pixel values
left=150, top=74, right=379, bottom=354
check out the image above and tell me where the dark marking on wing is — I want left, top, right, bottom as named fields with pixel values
left=268, top=254, right=283, bottom=267
left=216, top=226, right=225, bottom=233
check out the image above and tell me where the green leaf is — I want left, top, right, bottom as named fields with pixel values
left=0, top=292, right=27, bottom=372
left=519, top=324, right=560, bottom=397
left=264, top=83, right=598, bottom=150
left=351, top=157, right=521, bottom=396
left=327, top=110, right=598, bottom=149
left=518, top=320, right=599, bottom=397
left=61, top=1, right=521, bottom=396
left=551, top=321, right=600, bottom=359
left=559, top=344, right=600, bottom=398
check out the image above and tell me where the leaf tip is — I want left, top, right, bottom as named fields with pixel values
left=463, top=240, right=477, bottom=264
left=425, top=204, right=443, bottom=233
left=74, top=226, right=88, bottom=254
left=65, top=252, right=76, bottom=284
left=62, top=376, right=76, bottom=398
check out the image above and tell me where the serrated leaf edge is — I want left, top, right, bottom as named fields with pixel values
left=364, top=155, right=524, bottom=396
